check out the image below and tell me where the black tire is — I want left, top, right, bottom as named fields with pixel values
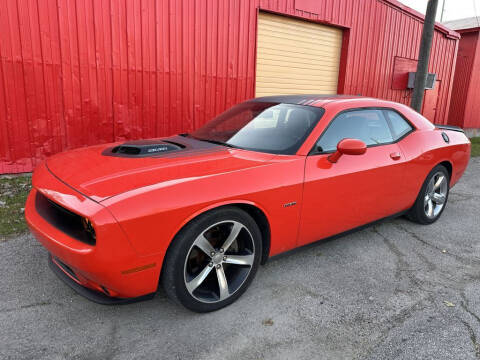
left=161, top=206, right=262, bottom=312
left=406, top=164, right=450, bottom=225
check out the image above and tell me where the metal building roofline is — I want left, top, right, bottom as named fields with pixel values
left=443, top=17, right=480, bottom=32
left=383, top=0, right=461, bottom=39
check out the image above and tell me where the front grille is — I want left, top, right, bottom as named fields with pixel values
left=35, top=192, right=96, bottom=245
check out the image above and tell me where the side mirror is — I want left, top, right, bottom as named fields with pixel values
left=328, top=138, right=367, bottom=163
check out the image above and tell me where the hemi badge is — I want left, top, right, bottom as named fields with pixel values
left=121, top=263, right=156, bottom=275
left=283, top=202, right=297, bottom=208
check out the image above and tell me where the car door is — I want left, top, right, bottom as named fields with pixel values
left=298, top=108, right=409, bottom=247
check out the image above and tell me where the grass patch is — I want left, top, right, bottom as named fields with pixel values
left=471, top=137, right=480, bottom=157
left=0, top=174, right=32, bottom=240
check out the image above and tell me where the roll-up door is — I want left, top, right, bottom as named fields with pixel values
left=255, top=12, right=343, bottom=97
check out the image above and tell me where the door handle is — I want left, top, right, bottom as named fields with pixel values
left=390, top=152, right=401, bottom=160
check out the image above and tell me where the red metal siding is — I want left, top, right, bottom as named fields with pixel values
left=0, top=0, right=459, bottom=174
left=391, top=56, right=418, bottom=90
left=448, top=30, right=480, bottom=129
left=464, top=34, right=480, bottom=129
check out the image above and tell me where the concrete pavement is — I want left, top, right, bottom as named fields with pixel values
left=1, top=158, right=479, bottom=360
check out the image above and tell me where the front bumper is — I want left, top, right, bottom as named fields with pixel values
left=48, top=255, right=155, bottom=304
left=25, top=162, right=162, bottom=301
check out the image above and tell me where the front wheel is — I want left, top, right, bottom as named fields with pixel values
left=161, top=207, right=262, bottom=312
left=406, top=164, right=450, bottom=224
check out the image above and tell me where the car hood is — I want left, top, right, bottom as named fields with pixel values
left=46, top=136, right=276, bottom=202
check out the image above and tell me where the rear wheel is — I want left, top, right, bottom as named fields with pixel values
left=161, top=207, right=262, bottom=312
left=406, top=165, right=449, bottom=224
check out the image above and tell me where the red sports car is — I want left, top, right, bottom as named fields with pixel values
left=25, top=95, right=470, bottom=312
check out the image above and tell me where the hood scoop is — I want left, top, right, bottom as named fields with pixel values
left=103, top=139, right=184, bottom=158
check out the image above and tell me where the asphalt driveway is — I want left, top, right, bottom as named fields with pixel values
left=1, top=158, right=479, bottom=360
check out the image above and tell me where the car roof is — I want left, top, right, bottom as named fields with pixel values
left=250, top=94, right=411, bottom=111
left=249, top=94, right=376, bottom=107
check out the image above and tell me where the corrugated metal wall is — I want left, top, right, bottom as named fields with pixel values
left=0, top=0, right=459, bottom=174
left=462, top=33, right=480, bottom=129
left=448, top=31, right=480, bottom=129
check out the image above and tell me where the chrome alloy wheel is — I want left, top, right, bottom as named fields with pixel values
left=424, top=171, right=448, bottom=219
left=183, top=221, right=255, bottom=303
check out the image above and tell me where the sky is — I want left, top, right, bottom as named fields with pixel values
left=398, top=0, right=479, bottom=22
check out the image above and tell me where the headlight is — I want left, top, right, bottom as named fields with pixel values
left=81, top=217, right=96, bottom=243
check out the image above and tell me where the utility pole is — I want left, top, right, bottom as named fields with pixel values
left=411, top=0, right=439, bottom=112
left=440, top=0, right=446, bottom=22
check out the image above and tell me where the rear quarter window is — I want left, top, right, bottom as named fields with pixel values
left=385, top=110, right=413, bottom=140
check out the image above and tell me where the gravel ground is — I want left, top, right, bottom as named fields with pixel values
left=1, top=158, right=479, bottom=360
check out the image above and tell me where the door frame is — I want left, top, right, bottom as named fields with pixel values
left=422, top=80, right=441, bottom=123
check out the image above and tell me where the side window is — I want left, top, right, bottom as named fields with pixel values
left=316, top=109, right=394, bottom=152
left=385, top=110, right=413, bottom=140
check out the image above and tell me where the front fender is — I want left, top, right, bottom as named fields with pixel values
left=101, top=157, right=306, bottom=257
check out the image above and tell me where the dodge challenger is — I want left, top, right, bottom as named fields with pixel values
left=25, top=95, right=471, bottom=312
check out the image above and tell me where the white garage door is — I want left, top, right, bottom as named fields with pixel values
left=255, top=12, right=343, bottom=97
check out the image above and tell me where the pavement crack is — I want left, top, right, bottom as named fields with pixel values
left=395, top=224, right=480, bottom=267
left=0, top=300, right=57, bottom=314
left=460, top=291, right=480, bottom=325
left=459, top=318, right=480, bottom=359
left=361, top=296, right=432, bottom=360
left=372, top=226, right=430, bottom=293
left=372, top=227, right=406, bottom=283
left=457, top=290, right=480, bottom=359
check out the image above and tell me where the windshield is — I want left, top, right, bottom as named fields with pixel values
left=190, top=102, right=324, bottom=154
